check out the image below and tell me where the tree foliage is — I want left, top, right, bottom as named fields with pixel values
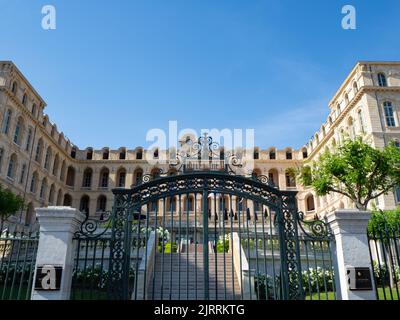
left=367, top=207, right=400, bottom=236
left=296, top=137, right=400, bottom=210
left=0, top=184, right=24, bottom=227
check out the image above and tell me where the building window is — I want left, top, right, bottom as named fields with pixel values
left=378, top=73, right=387, bottom=87
left=2, top=109, right=12, bottom=135
left=136, top=150, right=143, bottom=160
left=285, top=170, right=296, bottom=188
left=306, top=195, right=315, bottom=212
left=35, top=139, right=43, bottom=163
left=394, top=140, right=400, bottom=148
left=13, top=118, right=23, bottom=145
left=97, top=196, right=107, bottom=213
left=358, top=110, right=365, bottom=133
left=384, top=102, right=396, bottom=127
left=100, top=169, right=109, bottom=188
left=44, top=147, right=52, bottom=170
left=40, top=180, right=47, bottom=199
left=32, top=104, right=37, bottom=118
left=302, top=148, right=308, bottom=159
left=134, top=170, right=143, bottom=185
left=86, top=149, right=93, bottom=160
left=286, top=150, right=292, bottom=160
left=22, top=93, right=27, bottom=106
left=80, top=196, right=90, bottom=216
left=153, top=149, right=159, bottom=159
left=396, top=187, right=400, bottom=203
left=117, top=170, right=126, bottom=188
left=30, top=173, right=37, bottom=193
left=119, top=149, right=126, bottom=160
left=11, top=81, right=17, bottom=95
left=71, top=147, right=77, bottom=159
left=19, top=164, right=26, bottom=184
left=25, top=128, right=32, bottom=151
left=269, top=150, right=276, bottom=160
left=0, top=148, right=4, bottom=173
left=102, top=149, right=109, bottom=160
left=253, top=150, right=259, bottom=160
left=353, top=81, right=358, bottom=93
left=7, top=154, right=17, bottom=179
left=82, top=168, right=93, bottom=188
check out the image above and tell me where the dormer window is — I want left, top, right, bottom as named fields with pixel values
left=119, top=149, right=126, bottom=160
left=269, top=150, right=276, bottom=160
left=302, top=148, right=308, bottom=159
left=103, top=149, right=109, bottom=160
left=253, top=149, right=259, bottom=160
left=87, top=149, right=93, bottom=160
left=154, top=149, right=159, bottom=159
left=32, top=104, right=37, bottom=118
left=378, top=73, right=387, bottom=87
left=71, top=147, right=77, bottom=159
left=286, top=150, right=292, bottom=160
left=136, top=149, right=143, bottom=160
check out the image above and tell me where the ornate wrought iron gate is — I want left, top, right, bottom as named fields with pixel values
left=71, top=136, right=335, bottom=300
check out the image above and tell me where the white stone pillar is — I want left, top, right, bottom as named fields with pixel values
left=31, top=207, right=86, bottom=300
left=326, top=210, right=376, bottom=300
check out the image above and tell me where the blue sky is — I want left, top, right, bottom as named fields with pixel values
left=1, top=0, right=400, bottom=150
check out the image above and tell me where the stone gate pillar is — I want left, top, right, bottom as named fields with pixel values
left=326, top=210, right=376, bottom=300
left=31, top=207, right=86, bottom=300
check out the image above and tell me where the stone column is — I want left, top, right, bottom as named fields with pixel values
left=326, top=210, right=376, bottom=300
left=31, top=207, right=86, bottom=300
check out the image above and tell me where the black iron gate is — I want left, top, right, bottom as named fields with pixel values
left=71, top=137, right=335, bottom=301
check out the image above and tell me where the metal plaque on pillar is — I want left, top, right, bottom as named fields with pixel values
left=34, top=265, right=63, bottom=291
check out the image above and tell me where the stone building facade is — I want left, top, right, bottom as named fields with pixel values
left=0, top=61, right=399, bottom=230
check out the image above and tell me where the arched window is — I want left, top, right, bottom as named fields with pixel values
left=347, top=117, right=355, bottom=138
left=344, top=93, right=349, bottom=105
left=25, top=203, right=35, bottom=226
left=117, top=168, right=126, bottom=188
left=13, top=117, right=24, bottom=145
left=39, top=178, right=47, bottom=200
left=384, top=102, right=396, bottom=127
left=79, top=195, right=90, bottom=216
left=286, top=149, right=293, bottom=160
left=187, top=196, right=194, bottom=212
left=134, top=168, right=143, bottom=185
left=378, top=73, right=387, bottom=87
left=56, top=189, right=63, bottom=206
left=99, top=168, right=109, bottom=188
left=31, top=104, right=37, bottom=118
left=71, top=147, right=77, bottom=159
left=119, top=148, right=126, bottom=160
left=136, top=149, right=143, bottom=160
left=306, top=194, right=315, bottom=212
left=19, top=163, right=26, bottom=184
left=11, top=81, right=17, bottom=95
left=82, top=168, right=93, bottom=188
left=44, top=147, right=52, bottom=170
left=353, top=81, right=358, bottom=93
left=7, top=154, right=17, bottom=179
left=34, top=138, right=44, bottom=163
left=358, top=110, right=365, bottom=133
left=86, top=148, right=93, bottom=160
left=328, top=116, right=333, bottom=125
left=2, top=109, right=12, bottom=134
left=66, top=166, right=76, bottom=187
left=102, top=149, right=109, bottom=160
left=48, top=184, right=56, bottom=204
left=153, top=149, right=159, bottom=159
left=52, top=154, right=60, bottom=176
left=302, top=148, right=308, bottom=159
left=30, top=172, right=38, bottom=193
left=151, top=168, right=161, bottom=179
left=25, top=127, right=33, bottom=151
left=285, top=169, right=296, bottom=188
left=97, top=195, right=107, bottom=213
left=269, top=149, right=276, bottom=160
left=268, top=169, right=278, bottom=187
left=63, top=194, right=72, bottom=206
left=22, top=93, right=27, bottom=106
left=60, top=160, right=66, bottom=182
left=253, top=148, right=259, bottom=160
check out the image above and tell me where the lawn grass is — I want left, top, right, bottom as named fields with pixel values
left=305, top=287, right=399, bottom=300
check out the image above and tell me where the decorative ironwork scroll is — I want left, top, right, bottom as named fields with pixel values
left=74, top=210, right=112, bottom=239
left=297, top=211, right=333, bottom=240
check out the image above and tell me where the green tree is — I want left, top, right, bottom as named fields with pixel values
left=296, top=137, right=400, bottom=211
left=0, top=185, right=24, bottom=231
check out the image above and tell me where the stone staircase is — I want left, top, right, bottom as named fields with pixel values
left=147, top=245, right=241, bottom=300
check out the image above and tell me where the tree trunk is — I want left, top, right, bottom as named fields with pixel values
left=354, top=200, right=367, bottom=211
